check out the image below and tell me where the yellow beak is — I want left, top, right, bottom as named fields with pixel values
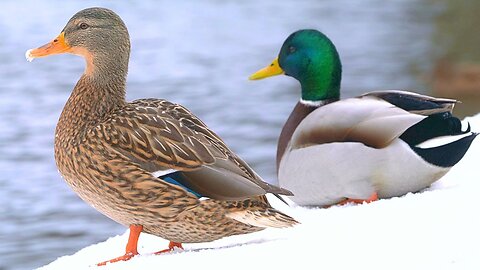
left=25, top=32, right=71, bottom=62
left=249, top=57, right=284, bottom=80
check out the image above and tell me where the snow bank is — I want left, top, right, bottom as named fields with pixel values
left=39, top=114, right=480, bottom=270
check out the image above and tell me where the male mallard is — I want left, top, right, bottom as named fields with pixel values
left=250, top=29, right=477, bottom=207
left=26, top=7, right=297, bottom=265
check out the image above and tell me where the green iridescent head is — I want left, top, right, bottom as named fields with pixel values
left=250, top=29, right=342, bottom=103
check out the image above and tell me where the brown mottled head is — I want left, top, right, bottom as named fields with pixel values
left=27, top=7, right=130, bottom=76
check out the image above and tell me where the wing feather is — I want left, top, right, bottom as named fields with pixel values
left=89, top=98, right=291, bottom=200
left=290, top=95, right=426, bottom=149
left=362, top=90, right=457, bottom=115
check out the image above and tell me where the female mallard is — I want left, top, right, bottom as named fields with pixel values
left=250, top=29, right=477, bottom=207
left=26, top=7, right=297, bottom=265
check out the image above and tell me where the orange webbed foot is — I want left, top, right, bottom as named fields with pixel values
left=154, top=241, right=184, bottom=254
left=336, top=192, right=379, bottom=206
left=97, top=224, right=143, bottom=266
left=97, top=252, right=138, bottom=266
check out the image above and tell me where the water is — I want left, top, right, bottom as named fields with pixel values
left=0, top=0, right=476, bottom=269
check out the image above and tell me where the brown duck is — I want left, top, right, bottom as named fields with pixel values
left=26, top=7, right=297, bottom=266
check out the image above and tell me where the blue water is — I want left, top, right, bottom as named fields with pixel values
left=0, top=0, right=440, bottom=269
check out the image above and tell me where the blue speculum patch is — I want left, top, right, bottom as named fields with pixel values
left=162, top=171, right=202, bottom=198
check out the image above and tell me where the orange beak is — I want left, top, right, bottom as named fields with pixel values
left=26, top=32, right=71, bottom=62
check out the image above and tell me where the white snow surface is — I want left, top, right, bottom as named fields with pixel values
left=39, top=114, right=480, bottom=270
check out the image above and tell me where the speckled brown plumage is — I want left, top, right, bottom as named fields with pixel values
left=28, top=7, right=297, bottom=257
left=54, top=86, right=295, bottom=242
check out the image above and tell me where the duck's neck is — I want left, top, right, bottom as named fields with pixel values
left=276, top=45, right=342, bottom=170
left=276, top=98, right=337, bottom=171
left=298, top=52, right=341, bottom=103
left=56, top=57, right=128, bottom=145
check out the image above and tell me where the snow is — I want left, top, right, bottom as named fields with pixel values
left=39, top=114, right=480, bottom=270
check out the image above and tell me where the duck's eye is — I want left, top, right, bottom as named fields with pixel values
left=288, top=46, right=296, bottom=54
left=79, top=23, right=89, bottom=30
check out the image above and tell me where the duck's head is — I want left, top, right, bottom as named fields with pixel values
left=26, top=7, right=130, bottom=76
left=250, top=29, right=342, bottom=104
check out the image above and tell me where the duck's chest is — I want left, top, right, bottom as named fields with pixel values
left=53, top=133, right=200, bottom=227
left=54, top=136, right=114, bottom=202
left=54, top=141, right=134, bottom=226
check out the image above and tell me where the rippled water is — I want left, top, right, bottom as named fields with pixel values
left=0, top=0, right=464, bottom=269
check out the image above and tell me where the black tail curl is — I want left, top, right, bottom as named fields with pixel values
left=400, top=112, right=470, bottom=146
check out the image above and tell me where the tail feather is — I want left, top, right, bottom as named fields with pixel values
left=225, top=199, right=298, bottom=228
left=412, top=132, right=477, bottom=168
left=226, top=209, right=298, bottom=228
left=400, top=112, right=469, bottom=146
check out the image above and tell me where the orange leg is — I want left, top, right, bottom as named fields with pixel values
left=97, top=224, right=143, bottom=266
left=154, top=241, right=184, bottom=254
left=337, top=192, right=379, bottom=206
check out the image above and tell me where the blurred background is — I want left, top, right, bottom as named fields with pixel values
left=1, top=0, right=479, bottom=269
